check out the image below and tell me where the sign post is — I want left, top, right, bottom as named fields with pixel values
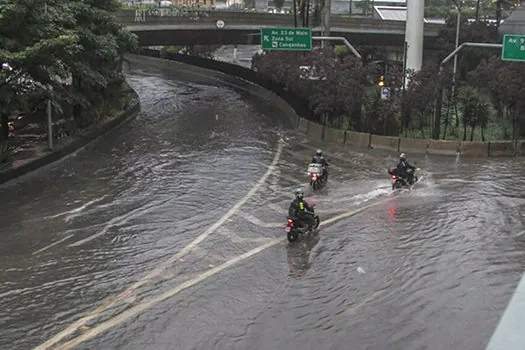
left=260, top=28, right=312, bottom=51
left=502, top=34, right=525, bottom=62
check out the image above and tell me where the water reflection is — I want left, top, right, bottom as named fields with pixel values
left=286, top=232, right=320, bottom=279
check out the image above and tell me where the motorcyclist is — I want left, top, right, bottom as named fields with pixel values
left=396, top=153, right=416, bottom=183
left=311, top=149, right=329, bottom=181
left=288, top=189, right=316, bottom=230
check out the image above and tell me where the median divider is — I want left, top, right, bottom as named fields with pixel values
left=298, top=117, right=309, bottom=134
left=488, top=141, right=516, bottom=157
left=136, top=51, right=523, bottom=158
left=458, top=141, right=489, bottom=157
left=323, top=126, right=346, bottom=144
left=308, top=122, right=324, bottom=140
left=345, top=131, right=371, bottom=149
left=427, top=139, right=459, bottom=156
left=399, top=138, right=428, bottom=154
left=518, top=141, right=525, bottom=156
left=370, top=135, right=399, bottom=152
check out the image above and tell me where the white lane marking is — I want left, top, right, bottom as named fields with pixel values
left=239, top=213, right=283, bottom=228
left=44, top=196, right=108, bottom=221
left=32, top=235, right=75, bottom=255
left=320, top=195, right=396, bottom=226
left=36, top=190, right=396, bottom=350
left=35, top=140, right=284, bottom=350
left=35, top=238, right=285, bottom=350
left=69, top=196, right=175, bottom=246
left=217, top=227, right=268, bottom=243
left=268, top=203, right=285, bottom=213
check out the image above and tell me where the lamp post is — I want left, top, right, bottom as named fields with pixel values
left=1, top=63, right=13, bottom=141
left=47, top=91, right=53, bottom=151
left=451, top=0, right=463, bottom=95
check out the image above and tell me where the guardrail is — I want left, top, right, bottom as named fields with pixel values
left=116, top=9, right=443, bottom=36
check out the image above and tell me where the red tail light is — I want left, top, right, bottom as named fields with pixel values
left=287, top=219, right=293, bottom=224
left=391, top=175, right=397, bottom=180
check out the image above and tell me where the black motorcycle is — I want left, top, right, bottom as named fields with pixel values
left=285, top=204, right=320, bottom=242
left=387, top=167, right=418, bottom=190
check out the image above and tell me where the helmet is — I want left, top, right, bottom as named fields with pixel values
left=400, top=153, right=407, bottom=161
left=295, top=189, right=304, bottom=200
left=316, top=149, right=322, bottom=156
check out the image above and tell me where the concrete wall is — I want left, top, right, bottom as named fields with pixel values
left=489, top=141, right=516, bottom=157
left=346, top=131, right=371, bottom=149
left=428, top=139, right=459, bottom=156
left=399, top=138, right=428, bottom=154
left=370, top=135, right=399, bottom=152
left=323, top=126, right=346, bottom=144
left=308, top=122, right=324, bottom=140
left=136, top=52, right=522, bottom=158
left=459, top=141, right=489, bottom=157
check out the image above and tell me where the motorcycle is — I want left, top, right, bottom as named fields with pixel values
left=285, top=204, right=321, bottom=242
left=387, top=167, right=419, bottom=190
left=307, top=163, right=327, bottom=190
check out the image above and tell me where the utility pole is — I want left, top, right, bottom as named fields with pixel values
left=321, top=0, right=331, bottom=47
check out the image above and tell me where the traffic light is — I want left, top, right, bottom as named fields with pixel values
left=378, top=75, right=385, bottom=87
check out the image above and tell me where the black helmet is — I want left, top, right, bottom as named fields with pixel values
left=316, top=149, right=322, bottom=156
left=400, top=153, right=407, bottom=161
left=294, top=189, right=304, bottom=199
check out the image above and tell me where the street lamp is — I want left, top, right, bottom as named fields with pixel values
left=451, top=0, right=463, bottom=94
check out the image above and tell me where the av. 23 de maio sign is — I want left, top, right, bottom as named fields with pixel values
left=260, top=28, right=313, bottom=51
left=502, top=34, right=525, bottom=62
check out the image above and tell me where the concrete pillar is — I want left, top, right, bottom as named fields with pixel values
left=404, top=0, right=424, bottom=85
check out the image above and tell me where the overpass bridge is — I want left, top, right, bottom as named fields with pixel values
left=115, top=9, right=445, bottom=50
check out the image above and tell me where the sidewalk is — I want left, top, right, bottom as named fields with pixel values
left=0, top=89, right=140, bottom=184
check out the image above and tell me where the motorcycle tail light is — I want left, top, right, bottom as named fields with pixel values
left=391, top=175, right=397, bottom=179
left=287, top=219, right=293, bottom=224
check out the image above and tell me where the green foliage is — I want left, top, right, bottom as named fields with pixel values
left=160, top=46, right=183, bottom=58
left=333, top=45, right=350, bottom=59
left=0, top=0, right=138, bottom=140
left=250, top=17, right=525, bottom=141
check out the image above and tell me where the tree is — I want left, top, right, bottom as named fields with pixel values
left=0, top=0, right=138, bottom=142
left=404, top=66, right=441, bottom=138
left=0, top=0, right=83, bottom=140
left=64, top=0, right=137, bottom=126
left=252, top=49, right=368, bottom=129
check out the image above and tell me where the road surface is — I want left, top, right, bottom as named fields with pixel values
left=1, top=60, right=525, bottom=350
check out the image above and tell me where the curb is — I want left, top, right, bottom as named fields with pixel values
left=0, top=89, right=141, bottom=185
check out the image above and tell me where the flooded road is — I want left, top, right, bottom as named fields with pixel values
left=1, top=61, right=525, bottom=350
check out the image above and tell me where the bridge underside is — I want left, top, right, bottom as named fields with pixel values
left=131, top=29, right=440, bottom=50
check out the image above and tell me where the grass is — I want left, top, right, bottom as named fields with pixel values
left=405, top=120, right=514, bottom=142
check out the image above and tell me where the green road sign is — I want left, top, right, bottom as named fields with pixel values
left=260, top=28, right=312, bottom=51
left=502, top=34, right=525, bottom=62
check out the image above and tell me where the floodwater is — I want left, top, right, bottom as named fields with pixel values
left=1, top=60, right=525, bottom=350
